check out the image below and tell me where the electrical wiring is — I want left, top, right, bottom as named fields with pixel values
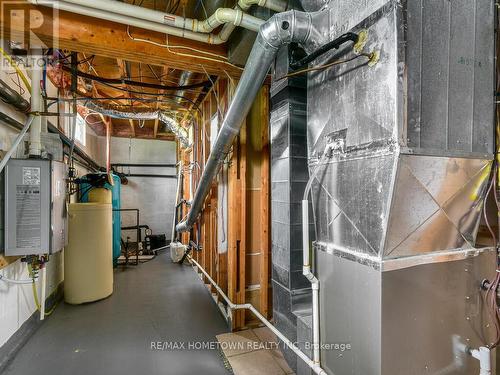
left=8, top=71, right=26, bottom=96
left=60, top=65, right=212, bottom=91
left=277, top=52, right=376, bottom=81
left=126, top=26, right=244, bottom=71
left=86, top=81, right=203, bottom=109
left=51, top=95, right=195, bottom=107
left=49, top=50, right=96, bottom=66
left=0, top=47, right=31, bottom=91
left=201, top=66, right=223, bottom=120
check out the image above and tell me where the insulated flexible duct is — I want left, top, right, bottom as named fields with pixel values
left=84, top=101, right=191, bottom=148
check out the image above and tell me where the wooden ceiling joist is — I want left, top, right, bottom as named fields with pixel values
left=2, top=6, right=242, bottom=77
left=128, top=119, right=136, bottom=137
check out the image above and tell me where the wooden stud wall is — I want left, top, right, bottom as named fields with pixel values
left=180, top=79, right=271, bottom=331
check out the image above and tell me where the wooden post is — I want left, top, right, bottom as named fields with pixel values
left=259, top=86, right=270, bottom=319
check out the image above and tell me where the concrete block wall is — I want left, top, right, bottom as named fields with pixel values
left=109, top=137, right=177, bottom=241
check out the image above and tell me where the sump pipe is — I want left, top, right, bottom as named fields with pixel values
left=188, top=254, right=327, bottom=375
left=176, top=10, right=314, bottom=232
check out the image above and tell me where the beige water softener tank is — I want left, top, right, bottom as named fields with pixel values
left=88, top=187, right=112, bottom=204
left=64, top=203, right=113, bottom=304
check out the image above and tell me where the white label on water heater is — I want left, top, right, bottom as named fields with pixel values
left=16, top=185, right=41, bottom=248
left=22, top=167, right=41, bottom=186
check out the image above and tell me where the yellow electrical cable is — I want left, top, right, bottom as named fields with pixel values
left=0, top=47, right=31, bottom=91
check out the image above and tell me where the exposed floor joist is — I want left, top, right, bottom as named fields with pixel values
left=2, top=6, right=242, bottom=77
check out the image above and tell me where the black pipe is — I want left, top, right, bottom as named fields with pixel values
left=112, top=163, right=176, bottom=168
left=61, top=66, right=212, bottom=91
left=0, top=112, right=25, bottom=130
left=0, top=80, right=30, bottom=112
left=121, top=224, right=149, bottom=231
left=114, top=208, right=140, bottom=266
left=289, top=32, right=359, bottom=70
left=123, top=173, right=177, bottom=179
left=70, top=52, right=78, bottom=94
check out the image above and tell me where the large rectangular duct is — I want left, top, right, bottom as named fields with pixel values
left=303, top=0, right=496, bottom=374
left=270, top=44, right=312, bottom=373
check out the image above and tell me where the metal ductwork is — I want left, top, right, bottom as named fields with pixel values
left=175, top=10, right=315, bottom=233
left=301, top=1, right=496, bottom=374
left=179, top=1, right=497, bottom=374
left=84, top=101, right=191, bottom=148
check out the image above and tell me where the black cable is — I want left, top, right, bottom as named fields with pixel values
left=87, top=81, right=203, bottom=110
left=289, top=32, right=359, bottom=70
left=61, top=65, right=212, bottom=91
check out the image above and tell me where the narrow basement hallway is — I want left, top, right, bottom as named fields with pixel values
left=2, top=251, right=230, bottom=375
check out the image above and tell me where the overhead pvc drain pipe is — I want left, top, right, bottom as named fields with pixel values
left=31, top=0, right=266, bottom=45
left=187, top=255, right=327, bottom=375
left=238, top=0, right=288, bottom=12
left=176, top=10, right=315, bottom=232
left=58, top=0, right=263, bottom=34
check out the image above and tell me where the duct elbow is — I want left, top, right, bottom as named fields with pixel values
left=176, top=220, right=190, bottom=233
left=258, top=10, right=313, bottom=49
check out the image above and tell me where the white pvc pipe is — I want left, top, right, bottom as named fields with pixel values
left=238, top=0, right=288, bottom=12
left=0, top=274, right=36, bottom=285
left=60, top=0, right=262, bottom=33
left=32, top=0, right=264, bottom=45
left=171, top=161, right=183, bottom=244
left=470, top=347, right=491, bottom=375
left=187, top=255, right=327, bottom=375
left=40, top=266, right=47, bottom=321
left=29, top=55, right=42, bottom=156
left=302, top=200, right=321, bottom=365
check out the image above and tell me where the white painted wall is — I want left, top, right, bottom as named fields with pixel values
left=0, top=52, right=105, bottom=348
left=110, top=137, right=177, bottom=241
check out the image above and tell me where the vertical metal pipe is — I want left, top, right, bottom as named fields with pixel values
left=176, top=39, right=275, bottom=231
left=176, top=10, right=313, bottom=232
left=29, top=51, right=42, bottom=156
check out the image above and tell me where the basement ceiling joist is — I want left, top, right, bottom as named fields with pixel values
left=1, top=6, right=243, bottom=77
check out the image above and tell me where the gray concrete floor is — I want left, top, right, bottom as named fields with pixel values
left=3, top=251, right=230, bottom=375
